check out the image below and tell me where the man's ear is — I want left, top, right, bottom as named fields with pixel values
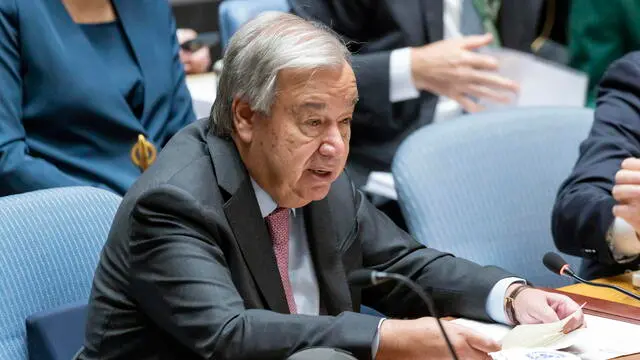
left=232, top=97, right=255, bottom=144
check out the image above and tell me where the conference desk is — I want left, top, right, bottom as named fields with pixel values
left=559, top=272, right=640, bottom=308
left=555, top=273, right=640, bottom=359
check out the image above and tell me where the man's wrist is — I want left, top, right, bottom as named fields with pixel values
left=504, top=283, right=532, bottom=325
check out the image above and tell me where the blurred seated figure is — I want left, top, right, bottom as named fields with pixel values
left=289, top=0, right=544, bottom=187
left=0, top=0, right=196, bottom=196
left=553, top=52, right=640, bottom=280
left=568, top=0, right=640, bottom=106
left=177, top=28, right=213, bottom=74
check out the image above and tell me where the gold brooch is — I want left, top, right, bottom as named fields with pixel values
left=131, top=134, right=157, bottom=171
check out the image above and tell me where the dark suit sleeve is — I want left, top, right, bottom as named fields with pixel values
left=552, top=53, right=640, bottom=265
left=129, top=185, right=381, bottom=360
left=353, top=190, right=513, bottom=321
left=289, top=0, right=399, bottom=138
left=0, top=0, right=88, bottom=195
left=162, top=7, right=196, bottom=146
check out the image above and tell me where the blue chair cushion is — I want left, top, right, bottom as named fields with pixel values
left=218, top=0, right=291, bottom=49
left=26, top=302, right=87, bottom=360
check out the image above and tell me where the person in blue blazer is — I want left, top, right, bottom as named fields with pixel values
left=0, top=0, right=196, bottom=196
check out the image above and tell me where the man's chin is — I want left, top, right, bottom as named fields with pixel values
left=304, top=185, right=332, bottom=202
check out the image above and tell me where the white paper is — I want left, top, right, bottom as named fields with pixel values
left=501, top=308, right=583, bottom=350
left=363, top=171, right=398, bottom=200
left=452, top=314, right=640, bottom=360
left=478, top=48, right=588, bottom=109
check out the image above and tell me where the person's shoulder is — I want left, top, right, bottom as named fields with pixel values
left=126, top=118, right=215, bottom=198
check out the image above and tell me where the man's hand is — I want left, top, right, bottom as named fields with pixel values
left=177, top=28, right=212, bottom=74
left=510, top=285, right=585, bottom=334
left=410, top=33, right=519, bottom=112
left=613, top=157, right=640, bottom=232
left=377, top=317, right=500, bottom=360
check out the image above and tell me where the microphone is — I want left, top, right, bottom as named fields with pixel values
left=543, top=252, right=640, bottom=301
left=348, top=269, right=459, bottom=360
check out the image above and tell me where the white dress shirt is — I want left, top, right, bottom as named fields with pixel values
left=389, top=0, right=465, bottom=122
left=250, top=179, right=522, bottom=356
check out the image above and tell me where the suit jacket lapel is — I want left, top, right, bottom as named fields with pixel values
left=304, top=200, right=353, bottom=314
left=208, top=135, right=289, bottom=314
left=112, top=0, right=158, bottom=121
left=423, top=0, right=444, bottom=42
left=385, top=0, right=426, bottom=46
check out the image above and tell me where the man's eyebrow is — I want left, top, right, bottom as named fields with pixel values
left=297, top=102, right=327, bottom=111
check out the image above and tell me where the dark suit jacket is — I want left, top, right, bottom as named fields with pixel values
left=553, top=52, right=640, bottom=280
left=80, top=118, right=512, bottom=360
left=0, top=0, right=195, bottom=196
left=289, top=0, right=543, bottom=185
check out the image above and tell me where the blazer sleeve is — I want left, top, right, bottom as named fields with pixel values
left=568, top=0, right=625, bottom=106
left=552, top=53, right=640, bottom=265
left=161, top=9, right=196, bottom=146
left=0, top=0, right=91, bottom=196
left=288, top=0, right=398, bottom=138
left=128, top=184, right=382, bottom=360
left=352, top=190, right=513, bottom=321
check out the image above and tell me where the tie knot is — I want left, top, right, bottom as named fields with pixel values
left=266, top=207, right=289, bottom=246
left=269, top=207, right=288, bottom=218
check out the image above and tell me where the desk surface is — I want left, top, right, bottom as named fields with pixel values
left=557, top=273, right=640, bottom=359
left=559, top=272, right=640, bottom=308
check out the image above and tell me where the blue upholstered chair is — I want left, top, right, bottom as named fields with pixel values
left=392, top=107, right=593, bottom=288
left=0, top=187, right=121, bottom=360
left=218, top=0, right=291, bottom=49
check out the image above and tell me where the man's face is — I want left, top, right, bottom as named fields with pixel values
left=233, top=62, right=357, bottom=208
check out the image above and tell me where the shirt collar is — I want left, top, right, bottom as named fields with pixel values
left=250, top=178, right=298, bottom=218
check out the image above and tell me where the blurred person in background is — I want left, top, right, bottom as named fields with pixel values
left=177, top=28, right=213, bottom=74
left=290, top=0, right=542, bottom=226
left=0, top=0, right=196, bottom=196
left=553, top=52, right=640, bottom=280
left=568, top=0, right=640, bottom=107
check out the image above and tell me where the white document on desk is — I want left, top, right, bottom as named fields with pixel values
left=452, top=314, right=640, bottom=360
left=478, top=48, right=588, bottom=108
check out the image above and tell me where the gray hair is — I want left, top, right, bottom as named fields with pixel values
left=210, top=12, right=351, bottom=137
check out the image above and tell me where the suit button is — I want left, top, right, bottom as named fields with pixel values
left=131, top=134, right=157, bottom=171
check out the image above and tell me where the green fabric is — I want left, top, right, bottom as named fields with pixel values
left=568, top=0, right=640, bottom=106
left=473, top=0, right=502, bottom=47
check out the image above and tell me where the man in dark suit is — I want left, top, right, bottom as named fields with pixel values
left=81, top=12, right=582, bottom=360
left=289, top=0, right=542, bottom=186
left=553, top=52, right=640, bottom=280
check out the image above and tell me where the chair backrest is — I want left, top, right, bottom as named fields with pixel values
left=218, top=0, right=291, bottom=50
left=392, top=107, right=593, bottom=288
left=0, top=187, right=121, bottom=360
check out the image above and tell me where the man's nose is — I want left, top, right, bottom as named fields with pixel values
left=318, top=125, right=347, bottom=157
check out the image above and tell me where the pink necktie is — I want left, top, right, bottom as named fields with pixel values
left=265, top=207, right=297, bottom=314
